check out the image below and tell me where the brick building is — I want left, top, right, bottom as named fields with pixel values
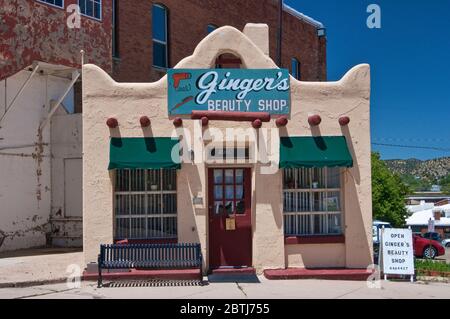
left=0, top=0, right=113, bottom=81
left=112, top=0, right=327, bottom=83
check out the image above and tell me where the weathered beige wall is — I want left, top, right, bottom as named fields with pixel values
left=51, top=113, right=83, bottom=247
left=0, top=69, right=76, bottom=251
left=286, top=244, right=346, bottom=268
left=82, top=24, right=372, bottom=271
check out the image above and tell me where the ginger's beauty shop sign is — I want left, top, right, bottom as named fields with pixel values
left=381, top=228, right=414, bottom=276
left=168, top=69, right=290, bottom=116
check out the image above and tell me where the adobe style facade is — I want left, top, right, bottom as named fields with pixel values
left=82, top=24, right=373, bottom=274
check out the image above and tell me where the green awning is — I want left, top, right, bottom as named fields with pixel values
left=108, top=137, right=181, bottom=170
left=280, top=136, right=353, bottom=168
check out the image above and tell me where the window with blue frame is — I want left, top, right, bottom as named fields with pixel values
left=112, top=0, right=119, bottom=58
left=291, top=58, right=301, bottom=80
left=79, top=0, right=102, bottom=20
left=207, top=24, right=217, bottom=34
left=152, top=4, right=169, bottom=69
left=38, top=0, right=64, bottom=8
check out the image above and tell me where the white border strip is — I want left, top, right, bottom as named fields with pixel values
left=283, top=3, right=324, bottom=29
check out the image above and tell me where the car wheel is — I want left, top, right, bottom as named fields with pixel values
left=423, top=246, right=437, bottom=259
left=446, top=243, right=450, bottom=248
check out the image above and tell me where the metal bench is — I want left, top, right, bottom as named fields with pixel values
left=97, top=243, right=203, bottom=287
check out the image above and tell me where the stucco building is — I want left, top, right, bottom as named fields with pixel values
left=82, top=24, right=373, bottom=274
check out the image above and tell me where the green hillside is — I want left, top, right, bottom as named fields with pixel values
left=384, top=157, right=450, bottom=193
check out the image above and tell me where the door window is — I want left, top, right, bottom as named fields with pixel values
left=212, top=168, right=247, bottom=215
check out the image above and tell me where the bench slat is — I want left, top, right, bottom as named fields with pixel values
left=99, top=243, right=201, bottom=269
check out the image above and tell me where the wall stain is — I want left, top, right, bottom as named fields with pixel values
left=35, top=128, right=44, bottom=206
left=0, top=221, right=50, bottom=248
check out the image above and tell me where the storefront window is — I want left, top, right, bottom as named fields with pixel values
left=283, top=167, right=342, bottom=236
left=114, top=169, right=177, bottom=239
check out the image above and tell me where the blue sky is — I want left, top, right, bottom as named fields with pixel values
left=285, top=0, right=450, bottom=160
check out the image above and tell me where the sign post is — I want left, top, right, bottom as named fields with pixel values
left=380, top=228, right=415, bottom=282
left=427, top=218, right=435, bottom=260
left=428, top=218, right=435, bottom=233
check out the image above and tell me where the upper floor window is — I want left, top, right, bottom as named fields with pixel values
left=37, top=0, right=64, bottom=8
left=112, top=0, right=119, bottom=58
left=207, top=24, right=217, bottom=34
left=291, top=58, right=301, bottom=80
left=152, top=4, right=169, bottom=69
left=79, top=0, right=102, bottom=20
left=283, top=167, right=342, bottom=236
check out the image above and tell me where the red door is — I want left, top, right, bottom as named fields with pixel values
left=208, top=168, right=252, bottom=269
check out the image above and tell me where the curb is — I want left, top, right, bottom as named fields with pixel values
left=0, top=277, right=69, bottom=289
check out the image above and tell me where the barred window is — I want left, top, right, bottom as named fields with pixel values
left=283, top=167, right=342, bottom=236
left=114, top=169, right=177, bottom=240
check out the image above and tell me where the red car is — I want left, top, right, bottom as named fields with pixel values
left=413, top=234, right=446, bottom=259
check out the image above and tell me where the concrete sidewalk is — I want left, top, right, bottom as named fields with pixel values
left=0, top=248, right=83, bottom=288
left=1, top=247, right=449, bottom=293
left=1, top=277, right=450, bottom=299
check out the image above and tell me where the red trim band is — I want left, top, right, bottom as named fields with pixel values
left=285, top=235, right=345, bottom=245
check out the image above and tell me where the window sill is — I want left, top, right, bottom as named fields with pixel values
left=80, top=13, right=103, bottom=23
left=285, top=235, right=345, bottom=245
left=152, top=66, right=168, bottom=73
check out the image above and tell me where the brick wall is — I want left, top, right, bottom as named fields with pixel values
left=0, top=0, right=113, bottom=80
left=112, top=0, right=326, bottom=83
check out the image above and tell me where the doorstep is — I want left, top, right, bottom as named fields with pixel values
left=209, top=267, right=256, bottom=276
left=82, top=268, right=201, bottom=281
left=208, top=267, right=259, bottom=283
left=264, top=268, right=373, bottom=281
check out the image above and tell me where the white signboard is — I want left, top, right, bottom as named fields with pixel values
left=381, top=228, right=414, bottom=276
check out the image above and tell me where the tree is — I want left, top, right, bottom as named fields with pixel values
left=439, top=174, right=450, bottom=194
left=371, top=152, right=410, bottom=227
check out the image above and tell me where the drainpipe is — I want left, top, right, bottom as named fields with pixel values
left=276, top=0, right=283, bottom=67
left=0, top=64, right=40, bottom=125
left=39, top=70, right=80, bottom=131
